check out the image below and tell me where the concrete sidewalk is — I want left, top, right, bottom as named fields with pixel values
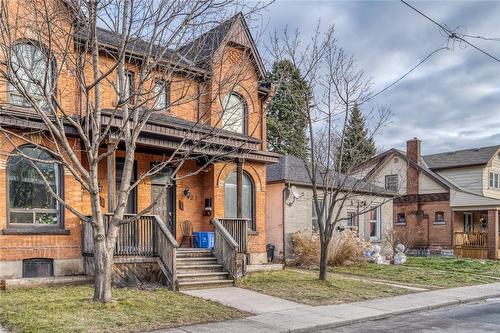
left=158, top=282, right=500, bottom=333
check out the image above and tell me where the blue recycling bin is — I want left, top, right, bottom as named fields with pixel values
left=193, top=232, right=214, bottom=249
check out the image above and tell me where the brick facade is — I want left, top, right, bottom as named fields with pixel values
left=0, top=2, right=272, bottom=278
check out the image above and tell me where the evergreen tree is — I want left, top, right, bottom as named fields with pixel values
left=265, top=60, right=311, bottom=157
left=339, top=103, right=376, bottom=172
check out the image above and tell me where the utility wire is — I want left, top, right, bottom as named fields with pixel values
left=401, top=0, right=500, bottom=63
left=363, top=46, right=448, bottom=104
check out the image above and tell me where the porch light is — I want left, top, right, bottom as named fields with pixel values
left=183, top=188, right=192, bottom=199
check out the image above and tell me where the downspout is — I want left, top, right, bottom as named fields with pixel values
left=282, top=182, right=290, bottom=264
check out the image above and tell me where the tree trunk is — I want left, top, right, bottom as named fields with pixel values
left=93, top=235, right=113, bottom=302
left=319, top=239, right=329, bottom=280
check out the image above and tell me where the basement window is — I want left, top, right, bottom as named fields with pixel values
left=22, top=258, right=53, bottom=278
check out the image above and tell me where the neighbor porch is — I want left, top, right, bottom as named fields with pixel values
left=453, top=208, right=500, bottom=259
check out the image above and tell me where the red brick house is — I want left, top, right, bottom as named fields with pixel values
left=353, top=138, right=500, bottom=259
left=0, top=1, right=279, bottom=289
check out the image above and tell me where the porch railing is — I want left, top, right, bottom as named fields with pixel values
left=82, top=214, right=178, bottom=289
left=454, top=231, right=488, bottom=247
left=212, top=218, right=241, bottom=279
left=217, top=218, right=249, bottom=254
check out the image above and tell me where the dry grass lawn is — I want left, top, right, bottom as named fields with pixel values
left=0, top=286, right=247, bottom=333
left=238, top=269, right=410, bottom=305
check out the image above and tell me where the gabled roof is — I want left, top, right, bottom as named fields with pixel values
left=267, top=155, right=392, bottom=196
left=422, top=145, right=500, bottom=170
left=74, top=13, right=265, bottom=78
left=178, top=12, right=266, bottom=79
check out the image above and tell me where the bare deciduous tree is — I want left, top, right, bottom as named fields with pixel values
left=269, top=24, right=396, bottom=280
left=0, top=0, right=268, bottom=302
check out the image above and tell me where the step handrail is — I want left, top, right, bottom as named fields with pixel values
left=154, top=215, right=179, bottom=290
left=211, top=218, right=239, bottom=279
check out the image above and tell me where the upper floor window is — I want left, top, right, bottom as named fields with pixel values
left=385, top=174, right=398, bottom=192
left=153, top=81, right=169, bottom=110
left=489, top=171, right=500, bottom=189
left=117, top=70, right=134, bottom=104
left=8, top=146, right=62, bottom=227
left=9, top=42, right=55, bottom=108
left=222, top=93, right=246, bottom=134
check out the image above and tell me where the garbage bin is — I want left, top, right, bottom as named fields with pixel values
left=266, top=243, right=275, bottom=263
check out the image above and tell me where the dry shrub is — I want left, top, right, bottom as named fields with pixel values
left=384, top=225, right=424, bottom=257
left=289, top=230, right=368, bottom=268
left=328, top=230, right=368, bottom=267
left=289, top=231, right=320, bottom=268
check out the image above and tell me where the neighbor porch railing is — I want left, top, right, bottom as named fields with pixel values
left=454, top=231, right=488, bottom=247
left=454, top=231, right=488, bottom=259
left=82, top=214, right=178, bottom=289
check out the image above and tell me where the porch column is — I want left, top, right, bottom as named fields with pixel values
left=107, top=142, right=116, bottom=213
left=236, top=159, right=244, bottom=218
left=487, top=209, right=499, bottom=259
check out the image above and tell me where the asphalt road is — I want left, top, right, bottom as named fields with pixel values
left=319, top=298, right=500, bottom=333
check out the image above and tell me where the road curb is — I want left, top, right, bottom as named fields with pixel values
left=288, top=292, right=500, bottom=333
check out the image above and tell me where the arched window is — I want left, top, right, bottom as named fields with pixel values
left=9, top=41, right=55, bottom=108
left=224, top=171, right=255, bottom=230
left=8, top=146, right=61, bottom=227
left=222, top=93, right=246, bottom=134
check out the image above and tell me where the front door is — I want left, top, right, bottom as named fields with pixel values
left=464, top=212, right=473, bottom=232
left=152, top=185, right=175, bottom=236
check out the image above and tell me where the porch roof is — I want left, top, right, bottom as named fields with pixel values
left=451, top=190, right=500, bottom=211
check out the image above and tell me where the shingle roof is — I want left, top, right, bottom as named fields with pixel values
left=267, top=155, right=391, bottom=195
left=423, top=145, right=500, bottom=170
left=74, top=14, right=242, bottom=73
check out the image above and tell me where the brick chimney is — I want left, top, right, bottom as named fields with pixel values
left=406, top=137, right=421, bottom=195
left=406, top=137, right=421, bottom=163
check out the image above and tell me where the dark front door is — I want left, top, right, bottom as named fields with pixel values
left=152, top=184, right=175, bottom=236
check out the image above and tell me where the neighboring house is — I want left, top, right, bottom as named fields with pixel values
left=266, top=155, right=393, bottom=260
left=0, top=5, right=279, bottom=288
left=353, top=138, right=500, bottom=259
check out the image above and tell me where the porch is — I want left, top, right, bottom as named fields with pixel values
left=82, top=214, right=249, bottom=290
left=453, top=209, right=500, bottom=259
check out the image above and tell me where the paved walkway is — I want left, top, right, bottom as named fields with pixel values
left=159, top=282, right=500, bottom=333
left=183, top=287, right=308, bottom=314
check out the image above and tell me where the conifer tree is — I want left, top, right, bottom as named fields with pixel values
left=340, top=103, right=376, bottom=172
left=265, top=59, right=311, bottom=157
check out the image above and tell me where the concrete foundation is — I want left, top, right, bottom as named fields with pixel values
left=0, top=258, right=84, bottom=279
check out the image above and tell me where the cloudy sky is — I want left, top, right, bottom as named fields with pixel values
left=256, top=0, right=500, bottom=155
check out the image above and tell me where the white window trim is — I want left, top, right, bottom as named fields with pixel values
left=489, top=171, right=500, bottom=190
left=369, top=206, right=381, bottom=241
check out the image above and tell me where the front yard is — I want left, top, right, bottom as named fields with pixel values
left=239, top=257, right=500, bottom=305
left=0, top=286, right=247, bottom=333
left=237, top=269, right=410, bottom=305
left=333, top=256, right=500, bottom=288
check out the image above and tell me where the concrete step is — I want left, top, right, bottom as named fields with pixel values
left=176, top=257, right=218, bottom=265
left=177, top=264, right=224, bottom=273
left=178, top=279, right=234, bottom=291
left=177, top=271, right=229, bottom=282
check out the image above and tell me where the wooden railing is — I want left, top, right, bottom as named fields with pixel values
left=154, top=215, right=179, bottom=290
left=455, top=232, right=488, bottom=247
left=82, top=214, right=178, bottom=289
left=212, top=218, right=240, bottom=279
left=218, top=218, right=249, bottom=254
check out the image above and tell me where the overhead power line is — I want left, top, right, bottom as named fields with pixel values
left=401, top=0, right=500, bottom=64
